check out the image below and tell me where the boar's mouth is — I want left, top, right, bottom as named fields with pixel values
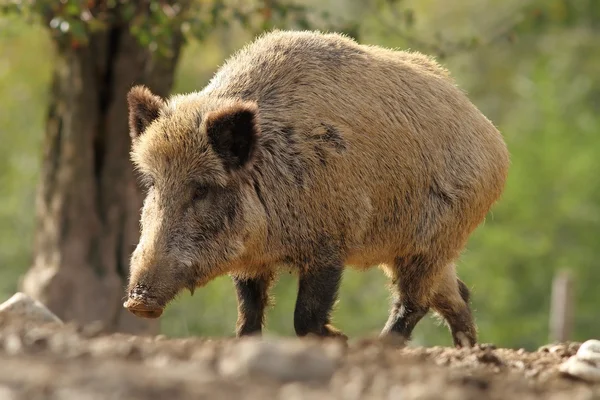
left=124, top=270, right=203, bottom=319
left=123, top=284, right=169, bottom=319
left=123, top=298, right=164, bottom=319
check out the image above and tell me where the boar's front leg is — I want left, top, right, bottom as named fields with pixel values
left=293, top=263, right=347, bottom=340
left=232, top=273, right=274, bottom=337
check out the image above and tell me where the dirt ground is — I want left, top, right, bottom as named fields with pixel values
left=0, top=314, right=598, bottom=400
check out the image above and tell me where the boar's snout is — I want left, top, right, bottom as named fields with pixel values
left=123, top=284, right=164, bottom=319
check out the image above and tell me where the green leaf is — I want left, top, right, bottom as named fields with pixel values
left=68, top=18, right=88, bottom=43
left=64, top=2, right=80, bottom=17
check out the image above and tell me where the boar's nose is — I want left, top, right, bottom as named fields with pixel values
left=123, top=285, right=164, bottom=319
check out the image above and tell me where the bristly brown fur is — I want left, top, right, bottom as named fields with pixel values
left=125, top=30, right=510, bottom=347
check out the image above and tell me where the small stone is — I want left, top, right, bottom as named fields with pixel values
left=91, top=339, right=142, bottom=360
left=4, top=334, right=23, bottom=355
left=576, top=339, right=600, bottom=365
left=455, top=375, right=489, bottom=390
left=321, top=339, right=347, bottom=361
left=558, top=339, right=600, bottom=383
left=278, top=383, right=306, bottom=400
left=219, top=337, right=339, bottom=383
left=513, top=360, right=525, bottom=370
left=53, top=388, right=104, bottom=400
left=559, top=355, right=600, bottom=382
left=387, top=385, right=403, bottom=400
left=339, top=367, right=366, bottom=400
left=190, top=345, right=217, bottom=363
left=80, top=321, right=106, bottom=338
left=537, top=344, right=551, bottom=353
left=525, top=368, right=541, bottom=378
left=23, top=328, right=50, bottom=352
left=435, top=356, right=451, bottom=366
left=0, top=385, right=17, bottom=400
left=476, top=343, right=497, bottom=351
left=370, top=373, right=389, bottom=396
left=147, top=353, right=172, bottom=368
left=567, top=342, right=582, bottom=354
left=476, top=350, right=503, bottom=366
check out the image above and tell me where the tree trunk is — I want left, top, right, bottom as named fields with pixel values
left=21, top=19, right=184, bottom=334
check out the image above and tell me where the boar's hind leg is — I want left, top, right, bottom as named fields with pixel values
left=232, top=273, right=274, bottom=337
left=293, top=265, right=347, bottom=339
left=430, top=270, right=477, bottom=348
left=379, top=255, right=437, bottom=344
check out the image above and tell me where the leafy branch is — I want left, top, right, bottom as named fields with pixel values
left=0, top=0, right=359, bottom=58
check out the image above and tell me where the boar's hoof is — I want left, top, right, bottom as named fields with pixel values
left=123, top=299, right=164, bottom=319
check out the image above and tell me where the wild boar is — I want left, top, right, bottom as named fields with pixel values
left=123, top=30, right=509, bottom=347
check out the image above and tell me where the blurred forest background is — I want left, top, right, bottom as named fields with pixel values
left=0, top=0, right=598, bottom=350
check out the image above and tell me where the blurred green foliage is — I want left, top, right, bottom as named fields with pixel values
left=0, top=15, right=50, bottom=301
left=1, top=0, right=599, bottom=350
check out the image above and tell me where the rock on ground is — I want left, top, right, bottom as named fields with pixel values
left=0, top=292, right=62, bottom=325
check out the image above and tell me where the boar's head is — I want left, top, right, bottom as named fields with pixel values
left=123, top=85, right=263, bottom=319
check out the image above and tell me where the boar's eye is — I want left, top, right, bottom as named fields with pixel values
left=193, top=183, right=209, bottom=202
left=141, top=175, right=155, bottom=193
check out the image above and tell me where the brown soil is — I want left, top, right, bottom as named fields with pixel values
left=0, top=314, right=598, bottom=400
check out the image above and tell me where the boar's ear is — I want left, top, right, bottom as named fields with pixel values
left=205, top=101, right=260, bottom=171
left=127, top=85, right=164, bottom=139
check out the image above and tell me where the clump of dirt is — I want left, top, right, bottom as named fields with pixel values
left=0, top=314, right=597, bottom=400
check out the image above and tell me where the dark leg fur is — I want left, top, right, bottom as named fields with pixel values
left=379, top=254, right=441, bottom=344
left=380, top=296, right=429, bottom=343
left=457, top=278, right=470, bottom=304
left=431, top=277, right=477, bottom=348
left=232, top=273, right=273, bottom=337
left=294, top=265, right=346, bottom=339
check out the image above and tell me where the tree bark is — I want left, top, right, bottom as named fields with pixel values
left=21, top=18, right=184, bottom=334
